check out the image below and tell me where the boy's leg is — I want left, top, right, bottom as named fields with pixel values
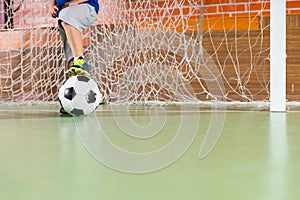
left=58, top=22, right=73, bottom=67
left=60, top=22, right=84, bottom=59
left=58, top=4, right=97, bottom=76
left=60, top=21, right=90, bottom=76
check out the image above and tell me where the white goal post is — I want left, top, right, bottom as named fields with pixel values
left=270, top=0, right=286, bottom=112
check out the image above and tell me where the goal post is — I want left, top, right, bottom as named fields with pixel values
left=270, top=0, right=286, bottom=112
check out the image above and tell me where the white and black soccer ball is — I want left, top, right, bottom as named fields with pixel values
left=59, top=75, right=102, bottom=116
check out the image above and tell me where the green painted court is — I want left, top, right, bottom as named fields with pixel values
left=1, top=105, right=299, bottom=200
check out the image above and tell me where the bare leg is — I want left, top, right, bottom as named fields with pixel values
left=61, top=21, right=83, bottom=58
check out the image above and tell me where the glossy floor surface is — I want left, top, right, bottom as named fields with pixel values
left=0, top=105, right=299, bottom=200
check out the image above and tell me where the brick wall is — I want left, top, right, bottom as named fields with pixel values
left=12, top=0, right=55, bottom=28
left=10, top=0, right=300, bottom=29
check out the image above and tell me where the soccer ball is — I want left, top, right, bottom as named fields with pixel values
left=58, top=75, right=102, bottom=116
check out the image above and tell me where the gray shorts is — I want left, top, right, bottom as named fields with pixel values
left=58, top=4, right=98, bottom=64
left=58, top=4, right=98, bottom=32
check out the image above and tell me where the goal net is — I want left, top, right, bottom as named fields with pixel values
left=0, top=0, right=272, bottom=105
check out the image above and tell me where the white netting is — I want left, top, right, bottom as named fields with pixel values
left=0, top=0, right=271, bottom=104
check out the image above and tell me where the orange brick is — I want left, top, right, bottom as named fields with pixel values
left=203, top=5, right=218, bottom=13
left=133, top=7, right=201, bottom=20
left=233, top=12, right=252, bottom=18
left=204, top=0, right=231, bottom=5
left=204, top=13, right=230, bottom=18
left=128, top=0, right=200, bottom=10
left=287, top=9, right=300, bottom=15
left=235, top=0, right=259, bottom=3
left=20, top=10, right=31, bottom=17
left=219, top=4, right=246, bottom=12
left=260, top=10, right=270, bottom=16
left=287, top=1, right=300, bottom=9
left=249, top=2, right=270, bottom=11
left=157, top=0, right=195, bottom=7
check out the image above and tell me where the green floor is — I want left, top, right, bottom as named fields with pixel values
left=0, top=105, right=300, bottom=200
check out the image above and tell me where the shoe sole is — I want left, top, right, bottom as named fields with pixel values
left=60, top=108, right=72, bottom=116
left=68, top=67, right=90, bottom=77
